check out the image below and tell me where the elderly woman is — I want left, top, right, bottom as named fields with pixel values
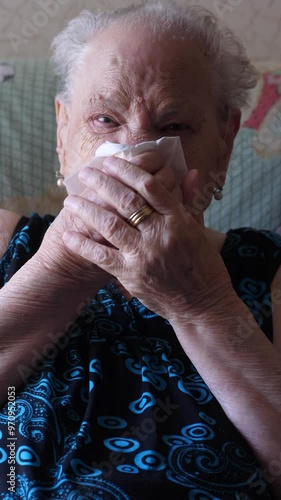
left=0, top=2, right=281, bottom=498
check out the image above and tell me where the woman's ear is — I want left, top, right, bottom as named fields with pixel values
left=55, top=95, right=70, bottom=173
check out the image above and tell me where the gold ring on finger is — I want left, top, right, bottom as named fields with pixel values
left=127, top=204, right=155, bottom=229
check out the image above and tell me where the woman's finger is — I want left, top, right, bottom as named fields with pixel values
left=128, top=150, right=163, bottom=174
left=104, top=157, right=177, bottom=214
left=63, top=195, right=143, bottom=251
left=80, top=158, right=175, bottom=216
left=79, top=167, right=152, bottom=221
left=79, top=151, right=182, bottom=216
left=108, top=154, right=177, bottom=193
left=63, top=230, right=123, bottom=273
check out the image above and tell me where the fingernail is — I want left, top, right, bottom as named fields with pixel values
left=103, top=156, right=118, bottom=168
left=64, top=195, right=77, bottom=208
left=79, top=166, right=92, bottom=180
left=63, top=231, right=74, bottom=244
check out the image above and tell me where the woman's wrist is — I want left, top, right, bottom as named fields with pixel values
left=166, top=284, right=240, bottom=332
left=34, top=233, right=109, bottom=291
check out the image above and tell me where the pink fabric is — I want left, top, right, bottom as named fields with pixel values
left=244, top=72, right=281, bottom=130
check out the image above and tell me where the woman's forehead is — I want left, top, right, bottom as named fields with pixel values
left=83, top=21, right=211, bottom=75
left=76, top=29, right=214, bottom=108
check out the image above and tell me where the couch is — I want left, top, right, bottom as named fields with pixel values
left=0, top=58, right=281, bottom=233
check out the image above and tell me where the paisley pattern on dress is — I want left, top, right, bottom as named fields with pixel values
left=1, top=214, right=281, bottom=499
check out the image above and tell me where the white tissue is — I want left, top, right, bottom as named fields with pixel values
left=64, top=136, right=187, bottom=195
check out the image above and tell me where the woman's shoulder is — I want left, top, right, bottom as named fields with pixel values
left=0, top=211, right=55, bottom=286
left=0, top=210, right=55, bottom=260
left=0, top=209, right=22, bottom=259
left=221, top=226, right=281, bottom=250
left=222, top=225, right=281, bottom=286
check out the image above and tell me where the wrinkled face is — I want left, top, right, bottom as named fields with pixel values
left=56, top=22, right=240, bottom=209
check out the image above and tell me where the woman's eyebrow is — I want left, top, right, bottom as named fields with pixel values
left=158, top=105, right=205, bottom=122
left=84, top=94, right=205, bottom=124
left=87, top=93, right=129, bottom=113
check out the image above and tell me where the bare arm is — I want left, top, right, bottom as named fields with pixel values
left=169, top=292, right=281, bottom=499
left=0, top=209, right=109, bottom=406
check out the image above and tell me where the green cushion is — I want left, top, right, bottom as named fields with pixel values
left=0, top=58, right=62, bottom=216
left=1, top=57, right=281, bottom=232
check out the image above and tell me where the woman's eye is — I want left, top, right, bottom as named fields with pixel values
left=98, top=117, right=114, bottom=124
left=164, top=124, right=190, bottom=132
left=93, top=116, right=119, bottom=128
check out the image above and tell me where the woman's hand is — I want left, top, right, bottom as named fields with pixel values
left=62, top=153, right=234, bottom=322
left=36, top=202, right=111, bottom=288
left=37, top=151, right=171, bottom=289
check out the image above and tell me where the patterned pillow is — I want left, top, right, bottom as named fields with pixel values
left=0, top=58, right=281, bottom=232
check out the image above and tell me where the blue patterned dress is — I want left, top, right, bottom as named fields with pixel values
left=0, top=213, right=280, bottom=499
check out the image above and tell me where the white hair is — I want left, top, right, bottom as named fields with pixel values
left=50, top=0, right=257, bottom=115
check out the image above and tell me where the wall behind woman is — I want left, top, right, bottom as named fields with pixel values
left=0, top=0, right=281, bottom=232
left=0, top=0, right=280, bottom=61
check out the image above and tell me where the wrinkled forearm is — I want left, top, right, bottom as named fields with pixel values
left=0, top=252, right=104, bottom=406
left=169, top=297, right=281, bottom=498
